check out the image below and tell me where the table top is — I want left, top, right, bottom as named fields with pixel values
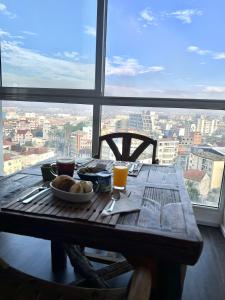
left=0, top=160, right=203, bottom=265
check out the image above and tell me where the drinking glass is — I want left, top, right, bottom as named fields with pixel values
left=51, top=158, right=75, bottom=177
left=113, top=164, right=128, bottom=190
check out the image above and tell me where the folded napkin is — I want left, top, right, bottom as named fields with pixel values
left=101, top=192, right=141, bottom=216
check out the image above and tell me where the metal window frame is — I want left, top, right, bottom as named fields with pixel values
left=0, top=0, right=225, bottom=224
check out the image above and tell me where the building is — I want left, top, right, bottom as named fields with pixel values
left=192, top=132, right=202, bottom=145
left=157, top=138, right=179, bottom=165
left=188, top=147, right=225, bottom=190
left=184, top=169, right=210, bottom=197
left=129, top=111, right=157, bottom=134
left=197, top=116, right=219, bottom=135
left=14, top=129, right=33, bottom=145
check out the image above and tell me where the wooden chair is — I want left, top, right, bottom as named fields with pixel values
left=95, top=132, right=158, bottom=163
left=0, top=257, right=152, bottom=300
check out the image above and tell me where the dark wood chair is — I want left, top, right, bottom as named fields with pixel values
left=86, top=133, right=157, bottom=281
left=0, top=257, right=152, bottom=300
left=95, top=132, right=158, bottom=163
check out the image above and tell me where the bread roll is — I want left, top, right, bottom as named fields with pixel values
left=80, top=181, right=93, bottom=193
left=52, top=175, right=75, bottom=191
left=69, top=182, right=84, bottom=193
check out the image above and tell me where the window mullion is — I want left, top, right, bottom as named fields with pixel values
left=92, top=102, right=102, bottom=157
left=95, top=0, right=108, bottom=96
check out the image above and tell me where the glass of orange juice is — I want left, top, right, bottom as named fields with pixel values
left=113, top=164, right=128, bottom=190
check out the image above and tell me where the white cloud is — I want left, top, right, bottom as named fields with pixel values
left=83, top=26, right=96, bottom=37
left=187, top=45, right=225, bottom=60
left=203, top=86, right=225, bottom=94
left=139, top=8, right=156, bottom=25
left=187, top=45, right=211, bottom=55
left=0, top=28, right=10, bottom=37
left=105, top=84, right=163, bottom=97
left=213, top=52, right=225, bottom=60
left=106, top=56, right=164, bottom=76
left=21, top=30, right=37, bottom=36
left=187, top=46, right=199, bottom=52
left=105, top=84, right=222, bottom=99
left=54, top=51, right=80, bottom=61
left=0, top=2, right=16, bottom=19
left=1, top=41, right=94, bottom=88
left=63, top=51, right=79, bottom=59
left=169, top=9, right=202, bottom=24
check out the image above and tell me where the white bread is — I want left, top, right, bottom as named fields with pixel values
left=69, top=182, right=84, bottom=193
left=52, top=175, right=75, bottom=191
left=80, top=181, right=93, bottom=193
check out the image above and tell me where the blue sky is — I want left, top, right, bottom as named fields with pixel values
left=1, top=0, right=225, bottom=98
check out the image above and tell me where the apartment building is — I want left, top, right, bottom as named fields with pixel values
left=188, top=147, right=225, bottom=190
left=157, top=138, right=179, bottom=165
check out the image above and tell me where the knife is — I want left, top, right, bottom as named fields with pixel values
left=22, top=187, right=50, bottom=204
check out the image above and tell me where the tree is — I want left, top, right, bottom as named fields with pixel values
left=186, top=180, right=200, bottom=203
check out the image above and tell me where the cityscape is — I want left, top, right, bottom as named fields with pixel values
left=2, top=101, right=225, bottom=208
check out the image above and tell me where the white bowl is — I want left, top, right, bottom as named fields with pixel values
left=50, top=182, right=93, bottom=203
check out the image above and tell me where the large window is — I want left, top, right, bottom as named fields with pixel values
left=1, top=0, right=225, bottom=223
left=3, top=101, right=92, bottom=175
left=1, top=1, right=97, bottom=89
left=105, top=0, right=225, bottom=99
left=102, top=106, right=225, bottom=208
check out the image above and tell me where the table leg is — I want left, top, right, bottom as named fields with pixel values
left=51, top=240, right=67, bottom=273
left=153, top=261, right=186, bottom=300
left=126, top=256, right=186, bottom=300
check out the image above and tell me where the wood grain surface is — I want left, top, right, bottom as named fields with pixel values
left=0, top=161, right=203, bottom=265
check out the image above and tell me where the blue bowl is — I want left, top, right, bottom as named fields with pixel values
left=77, top=170, right=110, bottom=183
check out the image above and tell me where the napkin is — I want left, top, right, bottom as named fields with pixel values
left=101, top=192, right=141, bottom=216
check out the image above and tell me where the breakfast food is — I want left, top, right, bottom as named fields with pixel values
left=69, top=182, right=84, bottom=193
left=78, top=163, right=106, bottom=174
left=69, top=181, right=93, bottom=194
left=52, top=175, right=93, bottom=194
left=52, top=175, right=75, bottom=191
left=80, top=181, right=93, bottom=193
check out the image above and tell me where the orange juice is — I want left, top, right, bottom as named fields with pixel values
left=113, top=165, right=128, bottom=189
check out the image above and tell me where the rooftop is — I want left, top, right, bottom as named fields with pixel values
left=191, top=150, right=225, bottom=161
left=184, top=169, right=207, bottom=182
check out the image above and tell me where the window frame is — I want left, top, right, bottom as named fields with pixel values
left=0, top=0, right=225, bottom=226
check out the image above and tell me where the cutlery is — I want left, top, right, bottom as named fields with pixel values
left=19, top=186, right=47, bottom=201
left=105, top=192, right=120, bottom=213
left=129, top=163, right=135, bottom=174
left=22, top=187, right=50, bottom=204
left=129, top=163, right=138, bottom=174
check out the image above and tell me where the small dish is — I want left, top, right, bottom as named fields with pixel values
left=77, top=169, right=110, bottom=182
left=50, top=182, right=93, bottom=203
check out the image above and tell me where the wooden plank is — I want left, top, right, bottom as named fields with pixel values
left=26, top=196, right=55, bottom=214
left=24, top=194, right=53, bottom=213
left=67, top=193, right=100, bottom=219
left=161, top=203, right=186, bottom=233
left=84, top=252, right=124, bottom=265
left=128, top=266, right=152, bottom=300
left=137, top=199, right=161, bottom=230
left=0, top=161, right=203, bottom=267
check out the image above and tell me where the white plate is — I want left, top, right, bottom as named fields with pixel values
left=50, top=182, right=93, bottom=203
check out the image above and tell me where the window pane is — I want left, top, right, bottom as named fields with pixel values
left=1, top=1, right=97, bottom=89
left=3, top=101, right=92, bottom=175
left=102, top=106, right=225, bottom=208
left=105, top=0, right=225, bottom=100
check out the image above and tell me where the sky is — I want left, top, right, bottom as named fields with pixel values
left=1, top=0, right=225, bottom=99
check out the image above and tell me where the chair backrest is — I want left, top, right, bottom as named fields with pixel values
left=95, top=132, right=157, bottom=163
left=0, top=257, right=152, bottom=300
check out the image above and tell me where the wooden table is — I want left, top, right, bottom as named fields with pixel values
left=0, top=161, right=203, bottom=299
